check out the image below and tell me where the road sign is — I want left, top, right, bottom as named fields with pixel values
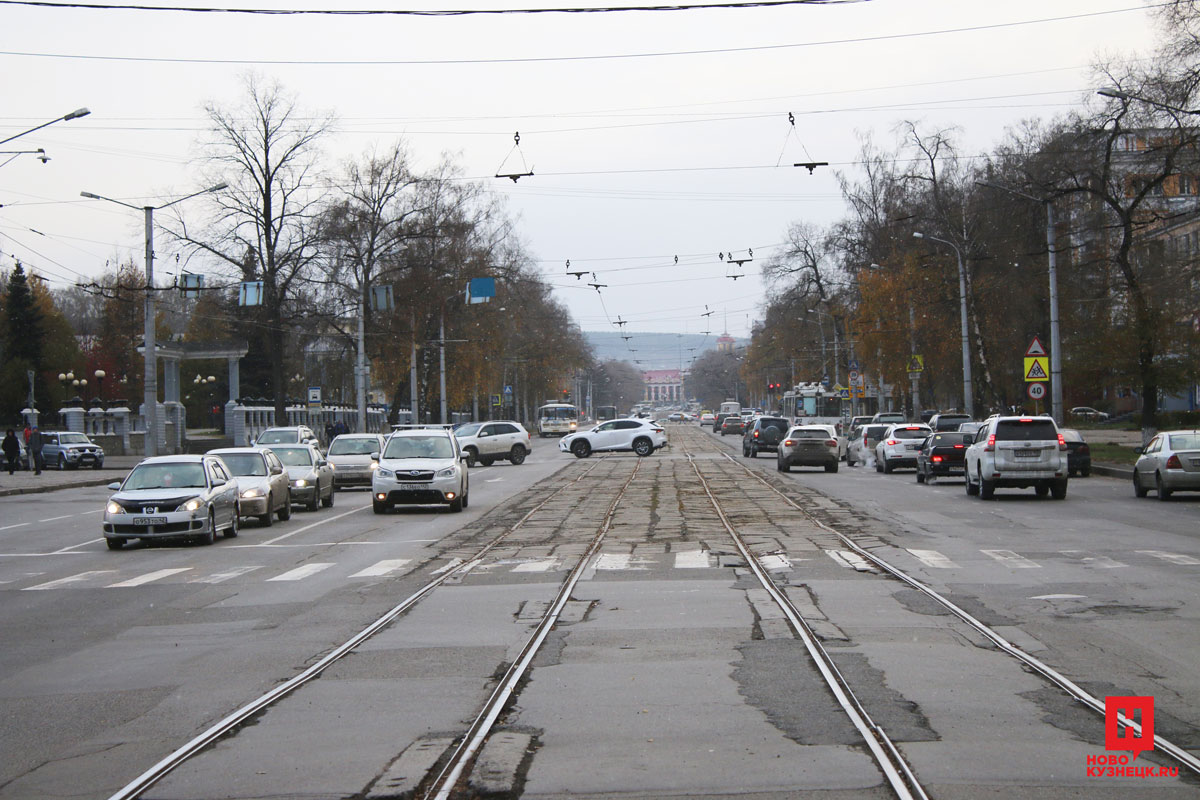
left=847, top=369, right=860, bottom=385
left=1025, top=336, right=1047, bottom=357
left=838, top=388, right=850, bottom=399
left=1024, top=356, right=1050, bottom=382
left=822, top=374, right=831, bottom=387
left=906, top=354, right=924, bottom=374
left=307, top=386, right=322, bottom=410
left=503, top=385, right=513, bottom=397
left=491, top=394, right=502, bottom=407
left=848, top=359, right=860, bottom=372
left=1027, top=382, right=1046, bottom=400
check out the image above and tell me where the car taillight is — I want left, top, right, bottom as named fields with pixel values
left=1057, top=433, right=1066, bottom=450
left=953, top=444, right=964, bottom=449
left=825, top=439, right=837, bottom=447
left=1167, top=454, right=1182, bottom=469
left=886, top=439, right=898, bottom=446
left=783, top=439, right=795, bottom=446
left=1079, top=444, right=1089, bottom=454
left=754, top=431, right=759, bottom=438
left=652, top=427, right=664, bottom=433
left=985, top=434, right=996, bottom=451
left=931, top=455, right=943, bottom=463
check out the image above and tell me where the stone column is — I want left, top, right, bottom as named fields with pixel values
left=226, top=357, right=240, bottom=437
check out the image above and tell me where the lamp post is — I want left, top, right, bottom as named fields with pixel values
left=80, top=182, right=226, bottom=456
left=805, top=308, right=840, bottom=385
left=0, top=108, right=90, bottom=147
left=913, top=232, right=973, bottom=418
left=94, top=369, right=106, bottom=403
left=976, top=180, right=1063, bottom=423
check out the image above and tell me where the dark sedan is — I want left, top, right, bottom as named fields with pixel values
left=742, top=416, right=790, bottom=457
left=1059, top=428, right=1091, bottom=477
left=916, top=431, right=972, bottom=483
left=720, top=416, right=746, bottom=436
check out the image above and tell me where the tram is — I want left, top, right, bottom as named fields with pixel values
left=536, top=402, right=580, bottom=437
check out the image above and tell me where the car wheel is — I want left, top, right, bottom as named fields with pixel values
left=509, top=445, right=527, bottom=465
left=479, top=456, right=495, bottom=467
left=966, top=470, right=979, bottom=496
left=632, top=438, right=653, bottom=457
left=106, top=537, right=125, bottom=551
left=58, top=454, right=66, bottom=471
left=322, top=485, right=334, bottom=508
left=1051, top=479, right=1068, bottom=500
left=224, top=506, right=239, bottom=537
left=779, top=458, right=791, bottom=473
left=846, top=455, right=855, bottom=467
left=1035, top=483, right=1049, bottom=497
left=980, top=474, right=995, bottom=500
left=94, top=461, right=104, bottom=470
left=1133, top=469, right=1148, bottom=497
left=875, top=459, right=883, bottom=473
left=742, top=442, right=749, bottom=457
left=197, top=510, right=216, bottom=545
left=464, top=447, right=478, bottom=468
left=1156, top=472, right=1173, bottom=500
left=883, top=460, right=893, bottom=474
left=372, top=498, right=389, bottom=514
left=449, top=493, right=464, bottom=512
left=307, top=489, right=319, bottom=512
left=1080, top=466, right=1091, bottom=478
left=259, top=494, right=274, bottom=527
left=825, top=462, right=838, bottom=473
left=571, top=440, right=592, bottom=459
left=750, top=445, right=758, bottom=458
left=916, top=467, right=926, bottom=484
left=462, top=488, right=469, bottom=509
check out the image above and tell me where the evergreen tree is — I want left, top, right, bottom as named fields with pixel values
left=5, top=263, right=44, bottom=365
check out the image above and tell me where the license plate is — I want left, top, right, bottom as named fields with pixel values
left=906, top=443, right=920, bottom=450
left=1014, top=449, right=1040, bottom=458
left=1191, top=458, right=1200, bottom=467
left=132, top=516, right=167, bottom=526
left=394, top=483, right=428, bottom=491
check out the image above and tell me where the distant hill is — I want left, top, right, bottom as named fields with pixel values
left=584, top=331, right=743, bottom=370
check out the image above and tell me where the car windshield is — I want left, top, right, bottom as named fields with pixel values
left=1168, top=433, right=1200, bottom=450
left=891, top=428, right=930, bottom=440
left=864, top=425, right=889, bottom=440
left=272, top=447, right=314, bottom=466
left=257, top=430, right=298, bottom=444
left=540, top=407, right=577, bottom=420
left=218, top=453, right=267, bottom=476
left=328, top=437, right=380, bottom=455
left=384, top=436, right=454, bottom=459
left=1059, top=430, right=1084, bottom=443
left=454, top=423, right=483, bottom=437
left=124, top=463, right=206, bottom=490
left=59, top=433, right=90, bottom=444
left=930, top=433, right=968, bottom=446
left=995, top=420, right=1058, bottom=441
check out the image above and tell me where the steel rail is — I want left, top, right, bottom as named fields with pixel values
left=716, top=446, right=1200, bottom=778
left=684, top=449, right=928, bottom=800
left=107, top=459, right=610, bottom=800
left=425, top=458, right=644, bottom=800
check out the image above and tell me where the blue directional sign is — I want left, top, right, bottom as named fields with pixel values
left=503, top=385, right=513, bottom=397
left=847, top=359, right=860, bottom=372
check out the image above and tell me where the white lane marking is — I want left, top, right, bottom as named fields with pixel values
left=22, top=570, right=116, bottom=591
left=267, top=563, right=334, bottom=581
left=981, top=549, right=1041, bottom=569
left=349, top=559, right=412, bottom=578
left=53, top=538, right=105, bottom=554
left=431, top=558, right=464, bottom=575
left=485, top=478, right=504, bottom=483
left=593, top=553, right=632, bottom=570
left=230, top=541, right=385, bottom=549
left=1060, top=550, right=1127, bottom=569
left=259, top=504, right=369, bottom=546
left=674, top=551, right=711, bottom=569
left=511, top=559, right=557, bottom=572
left=827, top=549, right=872, bottom=570
left=1137, top=550, right=1200, bottom=566
left=38, top=515, right=75, bottom=523
left=906, top=549, right=959, bottom=569
left=107, top=568, right=193, bottom=588
left=80, top=510, right=103, bottom=515
left=190, top=566, right=263, bottom=584
left=1031, top=593, right=1087, bottom=600
left=0, top=523, right=30, bottom=532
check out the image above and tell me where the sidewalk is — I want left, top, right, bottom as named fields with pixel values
left=0, top=456, right=141, bottom=498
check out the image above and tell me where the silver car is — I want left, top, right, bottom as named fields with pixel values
left=208, top=447, right=292, bottom=527
left=255, top=426, right=321, bottom=451
left=44, top=431, right=105, bottom=470
left=327, top=433, right=386, bottom=488
left=372, top=429, right=468, bottom=514
left=1133, top=430, right=1200, bottom=499
left=777, top=426, right=840, bottom=473
left=454, top=421, right=532, bottom=467
left=267, top=444, right=335, bottom=511
left=103, top=455, right=239, bottom=549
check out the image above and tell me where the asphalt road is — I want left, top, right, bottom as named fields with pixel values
left=1, top=427, right=1197, bottom=799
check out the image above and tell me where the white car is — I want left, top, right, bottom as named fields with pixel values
left=454, top=421, right=532, bottom=467
left=559, top=418, right=667, bottom=458
left=372, top=428, right=468, bottom=513
left=874, top=424, right=933, bottom=473
left=327, top=433, right=386, bottom=489
left=776, top=426, right=840, bottom=473
left=846, top=424, right=889, bottom=467
left=964, top=415, right=1067, bottom=499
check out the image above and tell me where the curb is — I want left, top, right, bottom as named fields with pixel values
left=1090, top=462, right=1133, bottom=480
left=0, top=477, right=119, bottom=498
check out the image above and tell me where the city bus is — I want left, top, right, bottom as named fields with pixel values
left=536, top=402, right=579, bottom=437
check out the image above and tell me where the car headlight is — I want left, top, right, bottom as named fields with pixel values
left=294, top=479, right=308, bottom=488
left=241, top=488, right=263, bottom=499
left=377, top=467, right=395, bottom=479
left=436, top=466, right=457, bottom=478
left=369, top=462, right=379, bottom=470
left=105, top=501, right=122, bottom=515
left=182, top=498, right=204, bottom=512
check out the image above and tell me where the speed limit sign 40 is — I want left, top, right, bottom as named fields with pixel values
left=1027, top=382, right=1046, bottom=400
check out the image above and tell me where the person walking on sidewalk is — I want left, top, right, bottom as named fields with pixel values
left=2, top=429, right=19, bottom=474
left=28, top=426, right=45, bottom=475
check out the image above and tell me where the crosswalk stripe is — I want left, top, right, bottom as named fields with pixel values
left=1060, top=550, right=1127, bottom=569
left=674, top=551, right=711, bottom=569
left=981, top=549, right=1041, bottom=568
left=349, top=559, right=412, bottom=578
left=190, top=566, right=264, bottom=584
left=758, top=554, right=792, bottom=571
left=1136, top=550, right=1200, bottom=566
left=826, top=549, right=873, bottom=570
left=22, top=570, right=116, bottom=591
left=267, top=563, right=334, bottom=581
left=594, top=553, right=631, bottom=570
left=906, top=549, right=959, bottom=569
left=510, top=559, right=557, bottom=572
left=108, top=568, right=193, bottom=588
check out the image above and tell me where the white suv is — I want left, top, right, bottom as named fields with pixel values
left=559, top=418, right=667, bottom=458
left=874, top=423, right=932, bottom=473
left=371, top=429, right=468, bottom=513
left=454, top=421, right=532, bottom=467
left=964, top=415, right=1067, bottom=499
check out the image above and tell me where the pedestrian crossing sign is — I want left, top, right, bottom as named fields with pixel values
left=906, top=354, right=924, bottom=373
left=1024, top=356, right=1049, bottom=382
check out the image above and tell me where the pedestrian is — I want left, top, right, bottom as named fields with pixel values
left=28, top=426, right=44, bottom=475
left=23, top=424, right=31, bottom=445
left=325, top=422, right=335, bottom=445
left=2, top=429, right=18, bottom=475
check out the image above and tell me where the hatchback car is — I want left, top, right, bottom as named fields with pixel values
left=720, top=416, right=746, bottom=436
left=928, top=413, right=973, bottom=432
left=777, top=426, right=840, bottom=473
left=255, top=426, right=322, bottom=450
left=846, top=424, right=889, bottom=467
left=699, top=412, right=715, bottom=425
left=44, top=431, right=105, bottom=470
left=742, top=416, right=790, bottom=457
left=559, top=418, right=667, bottom=458
left=208, top=446, right=292, bottom=526
left=267, top=444, right=335, bottom=511
left=964, top=415, right=1067, bottom=499
left=372, top=428, right=469, bottom=513
left=1133, top=430, right=1200, bottom=499
left=915, top=431, right=972, bottom=483
left=103, top=455, right=239, bottom=549
left=326, top=433, right=386, bottom=488
left=1059, top=429, right=1091, bottom=477
left=454, top=421, right=532, bottom=467
left=1070, top=406, right=1110, bottom=422
left=874, top=424, right=933, bottom=473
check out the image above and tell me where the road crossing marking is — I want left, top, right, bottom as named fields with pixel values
left=107, top=568, right=193, bottom=588
left=826, top=550, right=873, bottom=570
left=594, top=553, right=634, bottom=570
left=267, top=563, right=334, bottom=581
left=758, top=553, right=792, bottom=571
left=22, top=570, right=116, bottom=591
left=349, top=559, right=412, bottom=578
left=981, top=549, right=1042, bottom=569
left=1137, top=550, right=1200, bottom=566
left=190, top=566, right=264, bottom=584
left=510, top=559, right=557, bottom=572
left=906, top=549, right=959, bottom=569
left=673, top=551, right=712, bottom=569
left=1060, top=550, right=1127, bottom=569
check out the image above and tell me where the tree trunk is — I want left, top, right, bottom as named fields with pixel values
left=1133, top=291, right=1159, bottom=444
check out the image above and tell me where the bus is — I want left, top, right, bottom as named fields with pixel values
left=536, top=403, right=579, bottom=437
left=595, top=405, right=619, bottom=422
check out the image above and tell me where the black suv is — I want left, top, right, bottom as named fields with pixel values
left=742, top=416, right=790, bottom=458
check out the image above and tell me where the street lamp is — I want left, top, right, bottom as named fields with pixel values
left=913, top=232, right=974, bottom=418
left=94, top=369, right=106, bottom=402
left=0, top=108, right=90, bottom=147
left=976, top=180, right=1063, bottom=423
left=80, top=181, right=227, bottom=456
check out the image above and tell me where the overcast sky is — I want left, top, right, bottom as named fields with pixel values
left=0, top=0, right=1160, bottom=347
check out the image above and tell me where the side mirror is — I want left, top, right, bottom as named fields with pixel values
left=317, top=459, right=327, bottom=467
left=212, top=477, right=227, bottom=487
left=962, top=434, right=974, bottom=445
left=370, top=452, right=380, bottom=461
left=271, top=466, right=284, bottom=475
left=461, top=454, right=470, bottom=463
left=107, top=481, right=121, bottom=491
